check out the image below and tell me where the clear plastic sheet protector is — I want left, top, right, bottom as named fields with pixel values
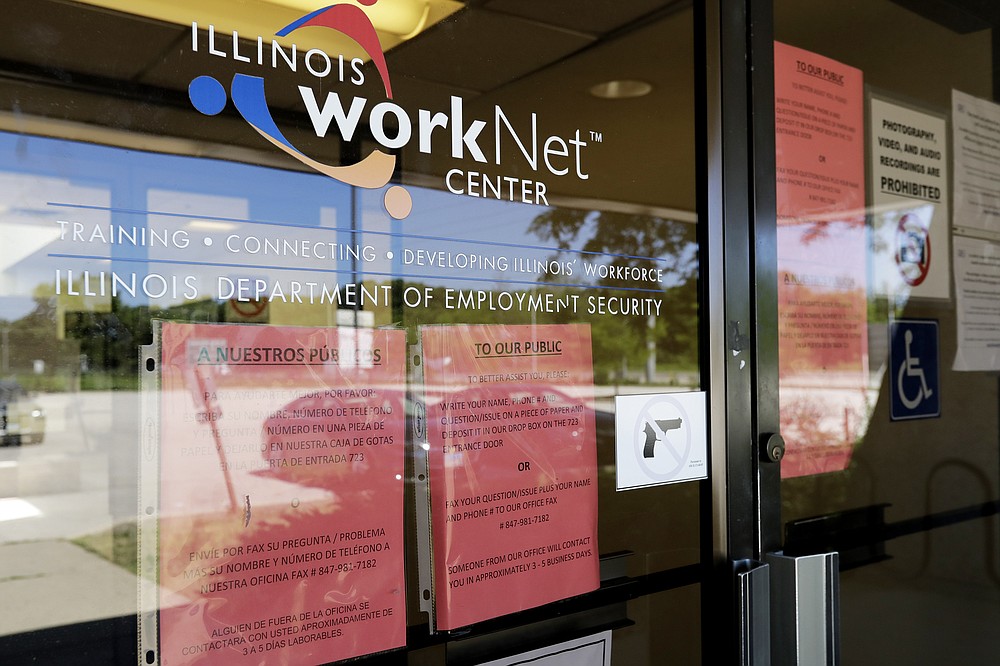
left=139, top=321, right=406, bottom=665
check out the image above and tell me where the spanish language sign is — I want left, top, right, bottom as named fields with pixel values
left=869, top=95, right=949, bottom=299
left=774, top=42, right=869, bottom=478
left=953, top=89, right=1000, bottom=239
left=420, top=323, right=599, bottom=629
left=156, top=322, right=405, bottom=665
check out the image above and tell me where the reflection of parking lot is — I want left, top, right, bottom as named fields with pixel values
left=0, top=390, right=134, bottom=639
left=0, top=382, right=706, bottom=538
left=0, top=388, right=343, bottom=538
left=1, top=390, right=122, bottom=543
left=0, top=387, right=344, bottom=639
left=0, top=540, right=138, bottom=637
left=0, top=380, right=46, bottom=446
left=0, top=381, right=703, bottom=632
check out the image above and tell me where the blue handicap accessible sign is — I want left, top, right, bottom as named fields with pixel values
left=889, top=320, right=940, bottom=421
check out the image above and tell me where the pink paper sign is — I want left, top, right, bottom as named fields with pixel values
left=157, top=322, right=405, bottom=664
left=774, top=42, right=869, bottom=478
left=420, top=323, right=599, bottom=630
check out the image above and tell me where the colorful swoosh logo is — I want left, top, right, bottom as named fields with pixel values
left=188, top=1, right=412, bottom=219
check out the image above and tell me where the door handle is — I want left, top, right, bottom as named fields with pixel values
left=735, top=559, right=771, bottom=666
left=766, top=551, right=840, bottom=665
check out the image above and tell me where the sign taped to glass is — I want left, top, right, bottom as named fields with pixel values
left=153, top=322, right=406, bottom=664
left=419, top=323, right=599, bottom=629
left=774, top=42, right=869, bottom=478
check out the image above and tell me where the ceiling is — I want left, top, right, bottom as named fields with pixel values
left=775, top=0, right=992, bottom=110
left=0, top=0, right=994, bottom=216
left=0, top=0, right=697, bottom=214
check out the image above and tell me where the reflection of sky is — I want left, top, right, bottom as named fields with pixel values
left=361, top=187, right=682, bottom=292
left=777, top=218, right=867, bottom=278
left=0, top=167, right=109, bottom=319
left=779, top=202, right=937, bottom=303
left=0, top=132, right=352, bottom=318
left=0, top=131, right=678, bottom=321
left=364, top=185, right=572, bottom=291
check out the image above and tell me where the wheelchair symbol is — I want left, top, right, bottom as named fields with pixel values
left=897, top=329, right=933, bottom=409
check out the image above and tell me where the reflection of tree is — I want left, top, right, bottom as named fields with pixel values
left=67, top=298, right=221, bottom=388
left=528, top=210, right=696, bottom=282
left=1, top=287, right=78, bottom=389
left=778, top=214, right=866, bottom=246
left=778, top=285, right=867, bottom=374
left=393, top=280, right=537, bottom=345
left=779, top=391, right=869, bottom=479
left=2, top=284, right=224, bottom=390
left=66, top=304, right=151, bottom=387
left=779, top=395, right=860, bottom=449
left=528, top=209, right=699, bottom=381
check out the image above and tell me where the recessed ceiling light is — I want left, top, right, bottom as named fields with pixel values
left=589, top=80, right=653, bottom=99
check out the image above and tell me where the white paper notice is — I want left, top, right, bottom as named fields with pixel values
left=869, top=96, right=949, bottom=299
left=953, top=234, right=1000, bottom=370
left=476, top=631, right=611, bottom=666
left=953, top=89, right=1000, bottom=239
left=615, top=391, right=707, bottom=490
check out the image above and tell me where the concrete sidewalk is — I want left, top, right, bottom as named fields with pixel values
left=0, top=540, right=136, bottom=636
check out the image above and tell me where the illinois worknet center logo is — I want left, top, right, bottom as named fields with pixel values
left=188, top=1, right=413, bottom=219
left=188, top=2, right=594, bottom=216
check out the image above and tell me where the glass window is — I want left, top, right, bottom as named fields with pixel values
left=774, top=0, right=1000, bottom=662
left=0, top=1, right=704, bottom=663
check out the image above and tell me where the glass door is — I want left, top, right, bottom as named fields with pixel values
left=0, top=1, right=742, bottom=664
left=771, top=0, right=1000, bottom=662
